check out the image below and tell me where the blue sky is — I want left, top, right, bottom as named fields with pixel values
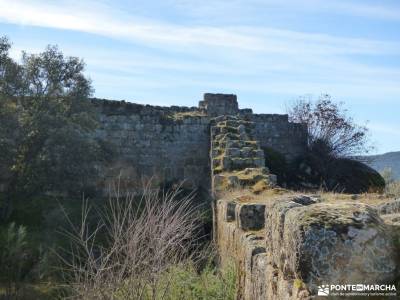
left=0, top=0, right=399, bottom=154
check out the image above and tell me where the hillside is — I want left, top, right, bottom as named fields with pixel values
left=366, top=151, right=400, bottom=180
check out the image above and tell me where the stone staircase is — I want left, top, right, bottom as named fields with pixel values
left=210, top=115, right=276, bottom=194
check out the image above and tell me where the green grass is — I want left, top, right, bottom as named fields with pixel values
left=114, top=261, right=237, bottom=300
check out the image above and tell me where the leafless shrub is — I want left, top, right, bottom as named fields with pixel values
left=58, top=180, right=205, bottom=300
left=287, top=94, right=371, bottom=158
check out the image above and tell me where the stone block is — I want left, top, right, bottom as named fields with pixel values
left=253, top=149, right=264, bottom=157
left=253, top=158, right=265, bottom=167
left=228, top=175, right=239, bottom=186
left=213, top=174, right=225, bottom=187
left=237, top=124, right=246, bottom=135
left=225, top=147, right=241, bottom=157
left=211, top=149, right=219, bottom=157
left=211, top=126, right=220, bottom=136
left=241, top=147, right=252, bottom=157
left=226, top=201, right=237, bottom=222
left=212, top=157, right=221, bottom=167
left=237, top=203, right=266, bottom=231
left=266, top=200, right=398, bottom=293
left=222, top=156, right=232, bottom=170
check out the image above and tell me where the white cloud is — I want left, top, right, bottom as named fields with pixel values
left=2, top=0, right=398, bottom=151
left=3, top=0, right=399, bottom=103
left=168, top=0, right=400, bottom=22
left=1, top=0, right=400, bottom=56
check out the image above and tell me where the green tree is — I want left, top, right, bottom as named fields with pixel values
left=0, top=37, right=19, bottom=169
left=0, top=37, right=21, bottom=219
left=0, top=37, right=112, bottom=201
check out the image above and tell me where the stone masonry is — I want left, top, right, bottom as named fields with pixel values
left=210, top=115, right=277, bottom=194
left=91, top=93, right=307, bottom=190
left=203, top=97, right=400, bottom=300
left=216, top=195, right=400, bottom=299
left=89, top=93, right=400, bottom=299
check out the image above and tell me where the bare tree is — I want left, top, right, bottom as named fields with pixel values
left=287, top=94, right=371, bottom=158
left=58, top=181, right=205, bottom=300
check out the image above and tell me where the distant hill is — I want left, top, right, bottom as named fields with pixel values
left=364, top=151, right=400, bottom=180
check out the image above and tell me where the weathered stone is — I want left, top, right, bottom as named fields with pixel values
left=269, top=201, right=398, bottom=293
left=291, top=195, right=319, bottom=206
left=377, top=198, right=400, bottom=215
left=268, top=174, right=278, bottom=186
left=237, top=124, right=246, bottom=135
left=237, top=203, right=266, bottom=231
left=226, top=201, right=237, bottom=222
left=225, top=147, right=241, bottom=157
left=253, top=157, right=265, bottom=167
left=222, top=156, right=232, bottom=170
left=217, top=199, right=311, bottom=300
left=228, top=175, right=239, bottom=186
left=200, top=93, right=239, bottom=117
left=213, top=174, right=225, bottom=187
left=241, top=147, right=253, bottom=157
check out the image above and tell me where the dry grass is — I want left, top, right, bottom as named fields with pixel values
left=386, top=181, right=400, bottom=198
left=381, top=168, right=400, bottom=198
left=218, top=183, right=395, bottom=207
left=218, top=186, right=294, bottom=204
left=251, top=180, right=269, bottom=194
left=170, top=111, right=206, bottom=120
left=316, top=191, right=392, bottom=206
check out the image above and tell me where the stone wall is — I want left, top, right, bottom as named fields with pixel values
left=247, top=114, right=307, bottom=161
left=90, top=93, right=307, bottom=190
left=216, top=196, right=399, bottom=299
left=199, top=93, right=239, bottom=117
left=92, top=99, right=211, bottom=190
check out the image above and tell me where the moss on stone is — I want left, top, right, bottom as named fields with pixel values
left=217, top=124, right=239, bottom=134
left=251, top=180, right=269, bottom=194
left=293, top=278, right=306, bottom=290
left=296, top=203, right=381, bottom=234
left=169, top=111, right=206, bottom=120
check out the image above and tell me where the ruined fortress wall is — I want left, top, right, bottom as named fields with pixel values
left=92, top=99, right=211, bottom=189
left=90, top=94, right=308, bottom=190
left=249, top=114, right=308, bottom=161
